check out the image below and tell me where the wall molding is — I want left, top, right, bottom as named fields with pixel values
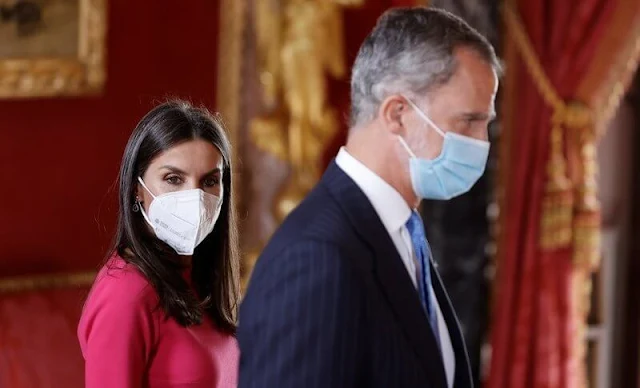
left=0, top=271, right=96, bottom=294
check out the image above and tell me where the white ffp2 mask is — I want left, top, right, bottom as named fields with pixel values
left=137, top=177, right=222, bottom=255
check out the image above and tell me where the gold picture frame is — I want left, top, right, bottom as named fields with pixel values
left=0, top=0, right=107, bottom=98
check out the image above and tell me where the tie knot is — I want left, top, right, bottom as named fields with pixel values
left=406, top=210, right=425, bottom=238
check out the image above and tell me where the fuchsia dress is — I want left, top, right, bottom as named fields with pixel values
left=78, top=256, right=239, bottom=387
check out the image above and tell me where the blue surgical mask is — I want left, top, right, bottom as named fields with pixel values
left=397, top=98, right=490, bottom=200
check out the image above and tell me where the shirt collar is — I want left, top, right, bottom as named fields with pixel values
left=335, top=147, right=412, bottom=233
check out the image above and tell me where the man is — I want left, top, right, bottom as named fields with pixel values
left=238, top=7, right=500, bottom=388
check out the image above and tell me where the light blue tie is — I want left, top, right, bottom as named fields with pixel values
left=406, top=210, right=440, bottom=346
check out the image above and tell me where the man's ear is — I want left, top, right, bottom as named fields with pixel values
left=378, top=95, right=407, bottom=136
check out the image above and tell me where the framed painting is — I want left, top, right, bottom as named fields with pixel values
left=0, top=0, right=107, bottom=98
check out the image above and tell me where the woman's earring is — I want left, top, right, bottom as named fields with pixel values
left=132, top=198, right=140, bottom=212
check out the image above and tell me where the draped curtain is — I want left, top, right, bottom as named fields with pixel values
left=489, top=0, right=640, bottom=387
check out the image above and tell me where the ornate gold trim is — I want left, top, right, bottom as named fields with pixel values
left=0, top=271, right=96, bottom=294
left=216, top=0, right=247, bottom=210
left=0, top=0, right=108, bottom=98
left=492, top=0, right=520, bottom=289
left=216, top=0, right=248, bottom=289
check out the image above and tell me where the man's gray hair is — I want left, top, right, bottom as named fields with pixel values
left=350, top=7, right=502, bottom=127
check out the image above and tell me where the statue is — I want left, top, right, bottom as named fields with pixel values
left=251, top=0, right=363, bottom=222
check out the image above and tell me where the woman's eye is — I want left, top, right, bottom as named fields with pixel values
left=166, top=175, right=182, bottom=185
left=204, top=177, right=220, bottom=187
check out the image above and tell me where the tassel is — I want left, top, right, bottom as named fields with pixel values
left=539, top=102, right=593, bottom=251
left=573, top=138, right=601, bottom=270
left=539, top=122, right=574, bottom=249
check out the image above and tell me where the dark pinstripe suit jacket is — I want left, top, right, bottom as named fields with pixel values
left=238, top=161, right=473, bottom=388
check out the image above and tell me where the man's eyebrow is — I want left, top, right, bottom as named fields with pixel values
left=457, top=111, right=495, bottom=121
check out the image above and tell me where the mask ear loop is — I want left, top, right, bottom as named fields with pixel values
left=397, top=135, right=417, bottom=158
left=403, top=96, right=446, bottom=137
left=137, top=177, right=157, bottom=199
left=136, top=177, right=156, bottom=227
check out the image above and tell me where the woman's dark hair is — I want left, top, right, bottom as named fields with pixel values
left=110, top=100, right=239, bottom=334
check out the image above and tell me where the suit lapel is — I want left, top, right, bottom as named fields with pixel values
left=322, top=162, right=448, bottom=388
left=430, top=262, right=473, bottom=388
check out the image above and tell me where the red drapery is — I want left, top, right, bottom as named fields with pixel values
left=489, top=0, right=640, bottom=387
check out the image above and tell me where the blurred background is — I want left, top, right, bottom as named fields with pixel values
left=0, top=0, right=639, bottom=387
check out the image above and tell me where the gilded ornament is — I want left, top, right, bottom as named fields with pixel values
left=251, top=0, right=363, bottom=224
left=0, top=0, right=107, bottom=98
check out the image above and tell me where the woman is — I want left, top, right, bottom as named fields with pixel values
left=78, top=100, right=240, bottom=387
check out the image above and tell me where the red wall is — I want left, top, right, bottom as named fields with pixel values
left=0, top=0, right=220, bottom=276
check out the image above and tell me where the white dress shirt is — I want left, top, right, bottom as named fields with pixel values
left=336, top=147, right=456, bottom=388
